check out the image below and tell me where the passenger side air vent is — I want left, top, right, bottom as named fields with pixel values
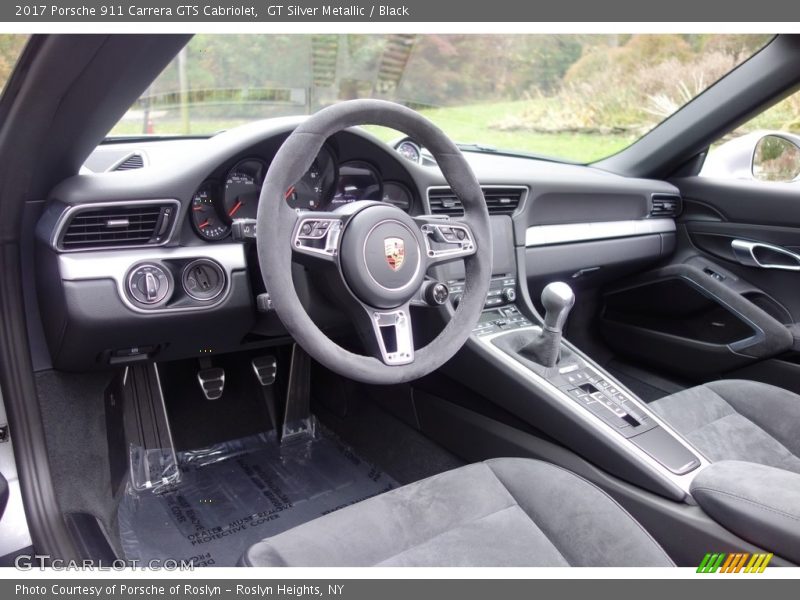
left=58, top=202, right=177, bottom=251
left=428, top=187, right=525, bottom=216
left=650, top=194, right=682, bottom=217
left=113, top=153, right=145, bottom=171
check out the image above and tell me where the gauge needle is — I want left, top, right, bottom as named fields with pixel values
left=198, top=219, right=210, bottom=229
left=228, top=199, right=243, bottom=217
left=192, top=206, right=204, bottom=212
left=284, top=186, right=295, bottom=199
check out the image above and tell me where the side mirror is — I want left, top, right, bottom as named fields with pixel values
left=752, top=135, right=800, bottom=182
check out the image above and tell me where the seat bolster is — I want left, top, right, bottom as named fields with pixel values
left=485, top=458, right=673, bottom=567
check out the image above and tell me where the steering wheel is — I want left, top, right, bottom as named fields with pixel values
left=256, top=99, right=492, bottom=385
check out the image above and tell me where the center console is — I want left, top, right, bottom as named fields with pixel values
left=436, top=215, right=707, bottom=500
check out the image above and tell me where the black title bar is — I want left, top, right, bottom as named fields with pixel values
left=3, top=0, right=800, bottom=22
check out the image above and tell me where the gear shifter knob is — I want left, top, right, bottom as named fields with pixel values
left=541, top=282, right=575, bottom=333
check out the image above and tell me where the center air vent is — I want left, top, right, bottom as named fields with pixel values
left=651, top=194, right=682, bottom=217
left=428, top=187, right=525, bottom=216
left=113, top=153, right=145, bottom=171
left=58, top=202, right=177, bottom=251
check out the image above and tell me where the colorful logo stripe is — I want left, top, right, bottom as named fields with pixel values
left=697, top=552, right=773, bottom=573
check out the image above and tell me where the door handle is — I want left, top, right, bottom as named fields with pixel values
left=731, top=239, right=800, bottom=271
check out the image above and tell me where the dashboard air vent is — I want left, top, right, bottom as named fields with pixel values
left=113, top=153, right=145, bottom=171
left=428, top=187, right=524, bottom=216
left=651, top=194, right=682, bottom=217
left=59, top=203, right=176, bottom=250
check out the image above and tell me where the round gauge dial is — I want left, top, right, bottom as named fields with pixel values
left=396, top=140, right=422, bottom=164
left=331, top=161, right=382, bottom=208
left=382, top=181, right=414, bottom=212
left=191, top=182, right=230, bottom=241
left=223, top=159, right=265, bottom=220
left=285, top=146, right=337, bottom=211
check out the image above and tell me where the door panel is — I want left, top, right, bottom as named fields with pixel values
left=660, top=175, right=800, bottom=384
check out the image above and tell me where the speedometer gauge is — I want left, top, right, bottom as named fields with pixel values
left=223, top=158, right=265, bottom=220
left=191, top=182, right=230, bottom=241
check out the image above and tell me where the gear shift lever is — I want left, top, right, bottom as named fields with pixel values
left=519, top=281, right=576, bottom=368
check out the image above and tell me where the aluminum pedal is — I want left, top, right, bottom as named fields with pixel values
left=197, top=367, right=225, bottom=400
left=251, top=355, right=277, bottom=386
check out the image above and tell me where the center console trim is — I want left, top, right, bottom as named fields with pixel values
left=474, top=324, right=710, bottom=497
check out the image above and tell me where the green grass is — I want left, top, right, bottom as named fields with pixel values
left=108, top=100, right=637, bottom=164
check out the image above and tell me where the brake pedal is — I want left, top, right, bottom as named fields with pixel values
left=197, top=367, right=225, bottom=400
left=251, top=355, right=277, bottom=386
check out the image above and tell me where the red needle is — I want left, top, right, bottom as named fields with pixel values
left=198, top=219, right=210, bottom=229
left=192, top=206, right=204, bottom=212
left=285, top=186, right=295, bottom=200
left=228, top=200, right=243, bottom=217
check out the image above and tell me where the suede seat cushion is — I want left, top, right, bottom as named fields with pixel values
left=240, top=457, right=673, bottom=567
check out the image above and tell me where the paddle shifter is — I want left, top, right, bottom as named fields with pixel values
left=519, top=281, right=575, bottom=367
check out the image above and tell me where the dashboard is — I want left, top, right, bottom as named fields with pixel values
left=31, top=116, right=681, bottom=372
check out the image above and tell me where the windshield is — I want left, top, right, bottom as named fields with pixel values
left=110, top=34, right=770, bottom=163
left=0, top=35, right=30, bottom=94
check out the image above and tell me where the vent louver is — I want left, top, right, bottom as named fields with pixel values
left=428, top=187, right=525, bottom=216
left=113, top=153, right=145, bottom=171
left=59, top=203, right=176, bottom=250
left=651, top=194, right=682, bottom=217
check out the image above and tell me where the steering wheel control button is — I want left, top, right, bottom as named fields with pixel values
left=182, top=259, right=225, bottom=301
left=126, top=263, right=172, bottom=306
left=421, top=222, right=475, bottom=260
left=293, top=217, right=342, bottom=257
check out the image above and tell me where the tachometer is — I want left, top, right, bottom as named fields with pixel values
left=285, top=146, right=337, bottom=211
left=223, top=158, right=265, bottom=220
left=191, top=182, right=230, bottom=241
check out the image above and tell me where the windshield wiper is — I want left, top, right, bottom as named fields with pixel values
left=101, top=134, right=214, bottom=144
left=455, top=142, right=578, bottom=164
left=456, top=142, right=500, bottom=153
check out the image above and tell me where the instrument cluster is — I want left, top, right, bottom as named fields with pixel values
left=190, top=145, right=415, bottom=241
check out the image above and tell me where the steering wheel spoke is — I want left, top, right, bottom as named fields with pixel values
left=290, top=212, right=345, bottom=263
left=358, top=302, right=415, bottom=366
left=415, top=217, right=477, bottom=266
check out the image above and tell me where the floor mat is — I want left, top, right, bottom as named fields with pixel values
left=118, top=421, right=397, bottom=566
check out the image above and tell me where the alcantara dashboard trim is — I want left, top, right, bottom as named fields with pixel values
left=525, top=218, right=676, bottom=247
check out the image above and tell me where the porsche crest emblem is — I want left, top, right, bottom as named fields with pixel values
left=384, top=237, right=405, bottom=271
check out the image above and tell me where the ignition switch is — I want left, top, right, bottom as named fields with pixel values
left=423, top=281, right=450, bottom=306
